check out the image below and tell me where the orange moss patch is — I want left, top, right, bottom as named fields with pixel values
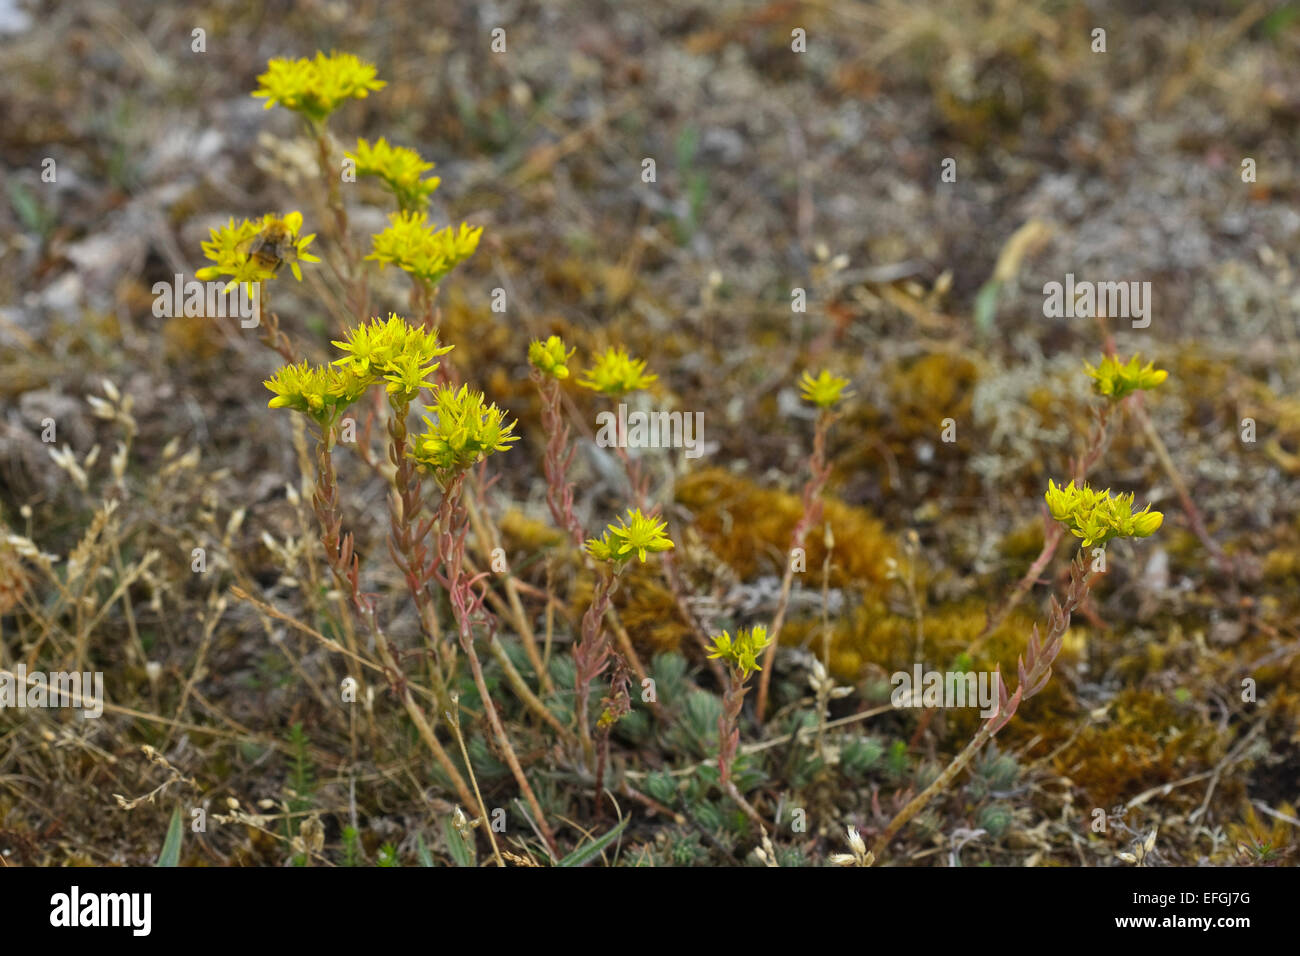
left=1047, top=688, right=1220, bottom=809
left=568, top=562, right=691, bottom=657
left=676, top=468, right=895, bottom=590
left=885, top=352, right=979, bottom=439
left=497, top=508, right=567, bottom=553
left=781, top=592, right=1044, bottom=688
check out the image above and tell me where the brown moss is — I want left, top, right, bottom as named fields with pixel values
left=780, top=591, right=1043, bottom=689
left=497, top=508, right=567, bottom=553
left=885, top=352, right=979, bottom=440
left=1262, top=544, right=1300, bottom=589
left=676, top=468, right=895, bottom=590
left=1047, top=688, right=1220, bottom=809
left=1224, top=800, right=1299, bottom=864
left=162, top=314, right=223, bottom=364
left=999, top=519, right=1046, bottom=563
left=932, top=38, right=1055, bottom=150
left=567, top=562, right=690, bottom=657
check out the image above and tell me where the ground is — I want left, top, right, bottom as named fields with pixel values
left=1, top=0, right=1298, bottom=867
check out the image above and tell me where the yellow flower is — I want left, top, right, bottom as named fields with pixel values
left=264, top=361, right=362, bottom=425
left=366, top=211, right=482, bottom=286
left=330, top=313, right=452, bottom=403
left=266, top=315, right=452, bottom=421
left=347, top=137, right=440, bottom=211
left=584, top=533, right=621, bottom=564
left=707, top=626, right=771, bottom=680
left=1044, top=479, right=1163, bottom=548
left=382, top=351, right=438, bottom=400
left=577, top=347, right=657, bottom=396
left=331, top=313, right=450, bottom=374
left=528, top=336, right=575, bottom=380
left=585, top=509, right=674, bottom=564
left=1084, top=354, right=1168, bottom=401
left=798, top=370, right=853, bottom=409
left=252, top=51, right=386, bottom=124
left=411, top=384, right=518, bottom=478
left=196, top=212, right=319, bottom=291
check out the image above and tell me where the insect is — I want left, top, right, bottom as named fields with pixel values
left=237, top=219, right=299, bottom=275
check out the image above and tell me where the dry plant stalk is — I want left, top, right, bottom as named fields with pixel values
left=757, top=383, right=843, bottom=721
left=872, top=553, right=1092, bottom=858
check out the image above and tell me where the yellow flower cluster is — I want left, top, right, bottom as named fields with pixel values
left=367, top=212, right=483, bottom=286
left=707, top=626, right=771, bottom=681
left=798, top=369, right=853, bottom=409
left=263, top=361, right=370, bottom=425
left=1084, top=354, right=1168, bottom=401
left=585, top=509, right=675, bottom=564
left=347, top=137, right=440, bottom=212
left=196, top=211, right=319, bottom=291
left=412, top=384, right=519, bottom=479
left=265, top=314, right=450, bottom=424
left=577, top=347, right=658, bottom=396
left=1045, top=479, right=1164, bottom=548
left=528, top=336, right=575, bottom=380
left=252, top=51, right=386, bottom=123
left=331, top=313, right=453, bottom=402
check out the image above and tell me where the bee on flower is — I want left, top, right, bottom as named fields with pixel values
left=196, top=212, right=320, bottom=292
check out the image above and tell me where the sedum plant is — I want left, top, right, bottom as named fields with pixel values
left=755, top=368, right=853, bottom=720
left=707, top=628, right=770, bottom=787
left=211, top=49, right=717, bottom=863
left=871, top=358, right=1168, bottom=858
left=971, top=351, right=1168, bottom=654
left=198, top=48, right=1193, bottom=869
left=706, top=625, right=772, bottom=830
left=252, top=51, right=385, bottom=124
left=576, top=509, right=674, bottom=774
left=214, top=50, right=574, bottom=858
left=346, top=137, right=441, bottom=212
left=1044, top=479, right=1163, bottom=547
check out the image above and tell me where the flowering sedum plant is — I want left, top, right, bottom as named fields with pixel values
left=330, top=312, right=451, bottom=382
left=252, top=51, right=386, bottom=123
left=577, top=346, right=658, bottom=396
left=263, top=360, right=369, bottom=426
left=710, top=624, right=772, bottom=818
left=707, top=625, right=771, bottom=681
left=584, top=508, right=675, bottom=565
left=347, top=137, right=441, bottom=212
left=528, top=335, right=576, bottom=380
left=411, top=383, right=519, bottom=481
left=798, top=369, right=853, bottom=409
left=1084, top=353, right=1167, bottom=401
left=367, top=212, right=484, bottom=286
left=1044, top=479, right=1164, bottom=548
left=216, top=49, right=586, bottom=855
left=262, top=313, right=453, bottom=426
